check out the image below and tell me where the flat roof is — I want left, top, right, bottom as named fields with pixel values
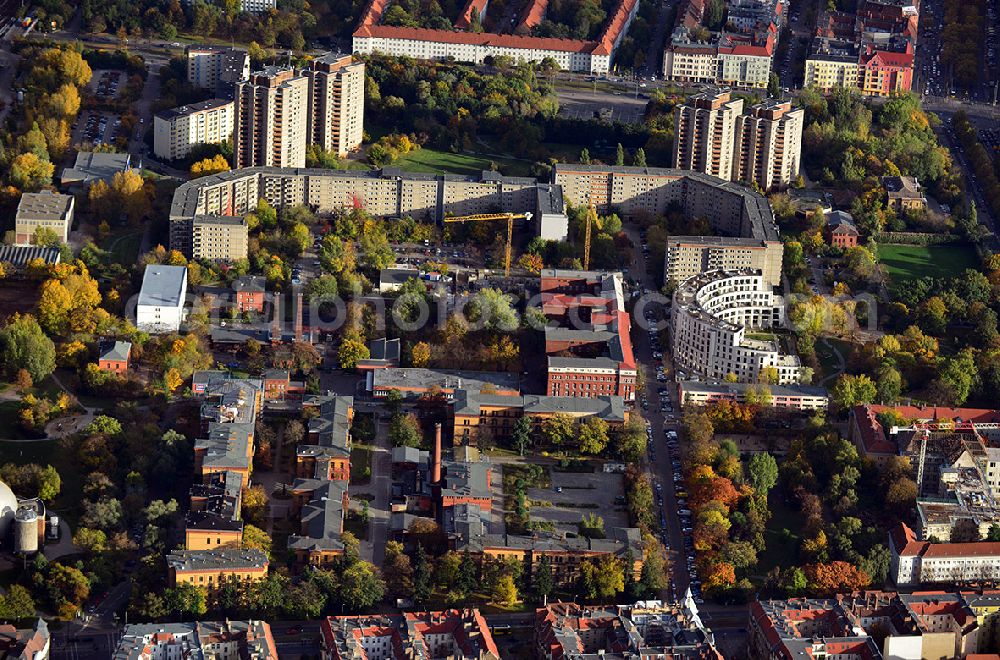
left=138, top=265, right=187, bottom=308
left=155, top=98, right=232, bottom=121
left=166, top=548, right=268, bottom=572
left=15, top=192, right=73, bottom=221
left=372, top=368, right=519, bottom=394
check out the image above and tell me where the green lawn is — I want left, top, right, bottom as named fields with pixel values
left=102, top=230, right=142, bottom=265
left=877, top=243, right=979, bottom=284
left=395, top=148, right=532, bottom=177
left=0, top=439, right=86, bottom=526
left=755, top=491, right=807, bottom=576
left=350, top=445, right=372, bottom=485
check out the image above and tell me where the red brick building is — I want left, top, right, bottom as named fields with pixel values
left=97, top=340, right=131, bottom=374
left=233, top=275, right=266, bottom=313
left=540, top=269, right=636, bottom=401
left=262, top=369, right=305, bottom=400
left=824, top=210, right=859, bottom=248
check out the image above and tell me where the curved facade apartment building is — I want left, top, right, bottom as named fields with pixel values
left=671, top=268, right=803, bottom=384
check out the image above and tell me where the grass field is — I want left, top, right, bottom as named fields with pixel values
left=395, top=148, right=532, bottom=177
left=0, top=439, right=86, bottom=526
left=755, top=492, right=807, bottom=576
left=877, top=243, right=979, bottom=284
left=102, top=230, right=142, bottom=265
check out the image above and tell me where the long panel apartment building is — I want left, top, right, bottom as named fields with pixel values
left=551, top=163, right=782, bottom=286
left=169, top=167, right=567, bottom=258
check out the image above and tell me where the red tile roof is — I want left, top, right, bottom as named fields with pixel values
left=518, top=0, right=549, bottom=29
left=862, top=48, right=914, bottom=68
left=922, top=541, right=1000, bottom=559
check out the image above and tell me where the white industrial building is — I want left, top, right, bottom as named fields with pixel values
left=136, top=265, right=188, bottom=334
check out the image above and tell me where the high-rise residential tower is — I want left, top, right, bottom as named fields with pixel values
left=304, top=53, right=366, bottom=158
left=732, top=99, right=804, bottom=191
left=233, top=67, right=309, bottom=169
left=671, top=88, right=743, bottom=180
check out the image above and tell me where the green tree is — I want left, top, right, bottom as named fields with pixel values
left=0, top=585, right=36, bottom=619
left=640, top=534, right=668, bottom=594
left=389, top=414, right=422, bottom=447
left=339, top=561, right=386, bottom=611
left=457, top=550, right=478, bottom=597
left=746, top=453, right=778, bottom=494
left=468, top=288, right=518, bottom=332
left=338, top=338, right=370, bottom=370
left=578, top=512, right=605, bottom=538
left=165, top=582, right=207, bottom=617
left=579, top=556, right=624, bottom=599
left=830, top=374, right=877, bottom=411
left=412, top=543, right=432, bottom=604
left=578, top=417, right=609, bottom=455
left=876, top=363, right=902, bottom=403
left=541, top=413, right=575, bottom=447
left=615, top=143, right=625, bottom=166
left=511, top=416, right=532, bottom=456
left=614, top=417, right=646, bottom=462
left=780, top=566, right=808, bottom=596
left=633, top=148, right=646, bottom=167
left=579, top=148, right=591, bottom=164
left=0, top=314, right=56, bottom=382
left=241, top=524, right=272, bottom=558
left=492, top=574, right=518, bottom=605
left=534, top=555, right=554, bottom=602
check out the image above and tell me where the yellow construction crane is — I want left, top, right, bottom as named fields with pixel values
left=443, top=212, right=532, bottom=276
left=583, top=198, right=602, bottom=271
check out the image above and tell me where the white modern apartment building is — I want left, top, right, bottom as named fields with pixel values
left=890, top=522, right=1000, bottom=587
left=186, top=46, right=250, bottom=94
left=153, top=99, right=235, bottom=161
left=241, top=0, right=276, bottom=11
left=136, top=264, right=188, bottom=334
left=732, top=100, right=804, bottom=191
left=304, top=54, right=365, bottom=157
left=234, top=67, right=310, bottom=169
left=664, top=236, right=783, bottom=287
left=672, top=89, right=744, bottom=180
left=671, top=268, right=803, bottom=384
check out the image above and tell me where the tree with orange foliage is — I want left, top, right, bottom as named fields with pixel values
left=703, top=561, right=736, bottom=594
left=804, top=561, right=870, bottom=595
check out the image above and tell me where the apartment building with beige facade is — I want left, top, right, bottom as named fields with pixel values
left=234, top=67, right=310, bottom=169
left=169, top=167, right=568, bottom=254
left=304, top=53, right=365, bottom=157
left=186, top=46, right=250, bottom=94
left=662, top=28, right=775, bottom=89
left=154, top=99, right=235, bottom=161
left=672, top=89, right=743, bottom=180
left=550, top=164, right=782, bottom=285
left=14, top=191, right=74, bottom=245
left=191, top=215, right=249, bottom=261
left=732, top=99, right=804, bottom=191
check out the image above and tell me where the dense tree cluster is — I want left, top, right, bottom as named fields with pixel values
left=798, top=89, right=962, bottom=204
left=940, top=0, right=988, bottom=90
left=953, top=112, right=1000, bottom=221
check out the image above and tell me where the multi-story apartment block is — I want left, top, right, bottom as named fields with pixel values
left=240, top=0, right=276, bottom=11
left=234, top=67, right=310, bottom=169
left=891, top=522, right=1000, bottom=587
left=352, top=0, right=639, bottom=73
left=677, top=380, right=829, bottom=410
left=14, top=191, right=74, bottom=246
left=304, top=53, right=365, bottom=157
left=664, top=236, right=783, bottom=287
left=859, top=44, right=914, bottom=96
left=190, top=215, right=248, bottom=261
left=662, top=27, right=775, bottom=88
left=672, top=89, right=743, bottom=179
left=672, top=268, right=803, bottom=384
left=114, top=621, right=277, bottom=659
left=169, top=167, right=567, bottom=254
left=186, top=46, right=250, bottom=95
left=321, top=611, right=500, bottom=660
left=153, top=99, right=235, bottom=161
left=804, top=43, right=862, bottom=91
left=732, top=99, right=804, bottom=191
left=540, top=269, right=637, bottom=401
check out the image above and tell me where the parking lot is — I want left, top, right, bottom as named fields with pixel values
left=90, top=69, right=123, bottom=100
left=72, top=110, right=124, bottom=148
left=526, top=469, right=629, bottom=534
